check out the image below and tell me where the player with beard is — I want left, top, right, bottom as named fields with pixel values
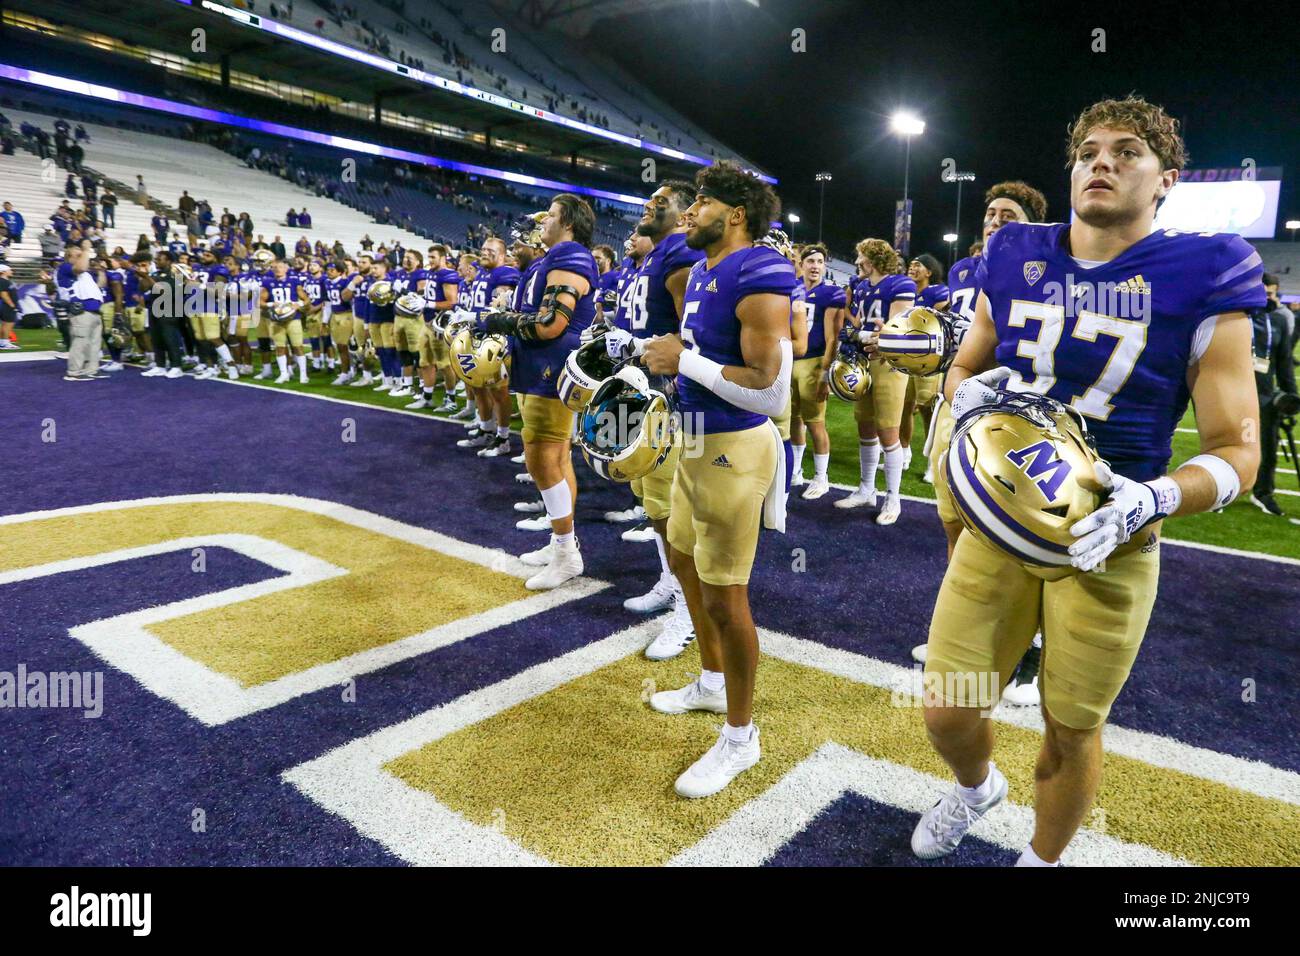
left=323, top=261, right=358, bottom=385
left=459, top=239, right=520, bottom=451
left=912, top=181, right=1048, bottom=693
left=347, top=254, right=376, bottom=388
left=835, top=239, right=916, bottom=523
left=389, top=249, right=427, bottom=398
left=642, top=162, right=795, bottom=798
left=301, top=259, right=328, bottom=375
left=913, top=97, right=1263, bottom=865
left=602, top=181, right=704, bottom=659
left=898, top=253, right=950, bottom=475
left=408, top=244, right=461, bottom=410
left=480, top=195, right=598, bottom=590
left=507, top=227, right=553, bottom=510
left=787, top=244, right=846, bottom=497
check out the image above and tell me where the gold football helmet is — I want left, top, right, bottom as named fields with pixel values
left=828, top=346, right=871, bottom=402
left=558, top=337, right=618, bottom=412
left=442, top=311, right=475, bottom=347
left=877, top=306, right=957, bottom=376
left=269, top=300, right=300, bottom=322
left=945, top=392, right=1105, bottom=580
left=511, top=210, right=548, bottom=249
left=367, top=280, right=395, bottom=307
left=251, top=249, right=274, bottom=270
left=395, top=291, right=424, bottom=319
left=577, top=366, right=676, bottom=482
left=449, top=326, right=508, bottom=387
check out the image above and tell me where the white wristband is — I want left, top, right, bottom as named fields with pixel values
left=677, top=348, right=724, bottom=391
left=1145, top=475, right=1182, bottom=518
left=1180, top=454, right=1241, bottom=511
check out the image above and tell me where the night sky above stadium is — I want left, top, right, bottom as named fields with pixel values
left=591, top=0, right=1297, bottom=257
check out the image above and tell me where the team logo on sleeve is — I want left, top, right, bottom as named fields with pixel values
left=1023, top=261, right=1046, bottom=286
left=959, top=269, right=969, bottom=281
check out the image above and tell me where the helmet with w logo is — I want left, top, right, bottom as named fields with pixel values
left=945, top=391, right=1105, bottom=579
left=449, top=326, right=508, bottom=387
left=877, top=305, right=957, bottom=376
left=828, top=344, right=871, bottom=402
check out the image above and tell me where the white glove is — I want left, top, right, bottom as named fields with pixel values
left=603, top=326, right=640, bottom=360
left=949, top=366, right=1013, bottom=420
left=579, top=321, right=606, bottom=347
left=449, top=307, right=475, bottom=325
left=1067, top=461, right=1175, bottom=572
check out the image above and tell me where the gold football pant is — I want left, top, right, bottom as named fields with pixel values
left=270, top=319, right=304, bottom=350
left=924, top=530, right=1160, bottom=730
left=790, top=356, right=826, bottom=424
left=631, top=441, right=683, bottom=521
left=854, top=357, right=908, bottom=429
left=519, top=394, right=573, bottom=444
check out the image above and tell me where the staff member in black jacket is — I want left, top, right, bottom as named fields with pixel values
left=1251, top=274, right=1299, bottom=516
left=138, top=252, right=188, bottom=379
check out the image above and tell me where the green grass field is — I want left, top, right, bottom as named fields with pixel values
left=15, top=321, right=1297, bottom=558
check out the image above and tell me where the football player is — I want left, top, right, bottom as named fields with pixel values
left=191, top=248, right=239, bottom=380
left=389, top=249, right=427, bottom=398
left=480, top=194, right=598, bottom=590
left=602, top=181, right=704, bottom=659
left=459, top=238, right=519, bottom=452
left=593, top=243, right=621, bottom=325
left=913, top=97, right=1264, bottom=866
left=898, top=253, right=950, bottom=472
left=642, top=162, right=795, bottom=798
left=249, top=248, right=278, bottom=380
left=447, top=253, right=481, bottom=421
left=97, top=256, right=126, bottom=372
left=301, top=258, right=328, bottom=374
left=788, top=243, right=846, bottom=498
left=347, top=253, right=376, bottom=388
left=259, top=258, right=310, bottom=383
left=368, top=255, right=402, bottom=394
left=123, top=255, right=153, bottom=366
left=835, top=239, right=916, bottom=523
left=324, top=260, right=357, bottom=385
left=408, top=245, right=461, bottom=410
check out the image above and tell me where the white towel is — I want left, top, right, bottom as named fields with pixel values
left=762, top=418, right=787, bottom=533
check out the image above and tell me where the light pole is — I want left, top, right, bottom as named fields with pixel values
left=944, top=170, right=975, bottom=256
left=1288, top=219, right=1300, bottom=243
left=943, top=232, right=958, bottom=270
left=815, top=172, right=832, bottom=244
left=890, top=111, right=925, bottom=256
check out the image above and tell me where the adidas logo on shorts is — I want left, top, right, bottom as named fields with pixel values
left=711, top=454, right=732, bottom=468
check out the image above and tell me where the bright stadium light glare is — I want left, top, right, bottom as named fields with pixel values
left=890, top=111, right=925, bottom=137
left=943, top=233, right=958, bottom=243
left=788, top=213, right=801, bottom=223
left=1287, top=219, right=1300, bottom=229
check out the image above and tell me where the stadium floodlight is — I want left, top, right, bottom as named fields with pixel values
left=1288, top=219, right=1300, bottom=242
left=788, top=213, right=801, bottom=224
left=816, top=172, right=832, bottom=242
left=943, top=233, right=958, bottom=243
left=890, top=111, right=926, bottom=137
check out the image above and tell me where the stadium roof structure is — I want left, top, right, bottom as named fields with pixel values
left=499, top=0, right=711, bottom=38
left=3, top=0, right=772, bottom=184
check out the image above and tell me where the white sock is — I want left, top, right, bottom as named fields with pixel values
left=404, top=375, right=413, bottom=386
left=1016, top=843, right=1060, bottom=867
left=860, top=438, right=881, bottom=489
left=539, top=479, right=573, bottom=522
left=465, top=398, right=476, bottom=416
left=476, top=418, right=490, bottom=431
left=957, top=768, right=995, bottom=806
left=813, top=452, right=829, bottom=480
left=722, top=721, right=754, bottom=744
left=883, top=441, right=903, bottom=497
left=653, top=531, right=671, bottom=578
left=699, top=669, right=725, bottom=693
left=296, top=354, right=307, bottom=377
left=496, top=425, right=510, bottom=439
left=792, top=442, right=806, bottom=474
left=276, top=354, right=288, bottom=374
left=215, top=343, right=234, bottom=366
left=554, top=530, right=575, bottom=547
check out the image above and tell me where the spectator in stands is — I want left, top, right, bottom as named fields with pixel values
left=1, top=203, right=24, bottom=244
left=239, top=212, right=254, bottom=241
left=0, top=264, right=16, bottom=350
left=360, top=234, right=374, bottom=251
left=40, top=226, right=62, bottom=264
left=178, top=190, right=196, bottom=225
left=101, top=188, right=117, bottom=228
left=299, top=208, right=312, bottom=227
left=135, top=234, right=152, bottom=256
left=287, top=208, right=299, bottom=227
left=271, top=236, right=287, bottom=259
left=295, top=236, right=311, bottom=257
left=81, top=174, right=97, bottom=202
left=151, top=212, right=170, bottom=244
left=65, top=175, right=78, bottom=200
left=135, top=175, right=148, bottom=204
left=168, top=233, right=188, bottom=258
left=68, top=142, right=84, bottom=173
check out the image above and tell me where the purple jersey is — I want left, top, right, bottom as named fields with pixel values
left=512, top=257, right=545, bottom=312
left=325, top=274, right=354, bottom=313
left=612, top=258, right=641, bottom=332
left=980, top=222, right=1265, bottom=480
left=597, top=264, right=623, bottom=315
left=917, top=284, right=950, bottom=309
left=423, top=267, right=460, bottom=315
left=626, top=231, right=705, bottom=339
left=803, top=280, right=847, bottom=358
left=512, top=241, right=597, bottom=398
left=352, top=275, right=371, bottom=321
left=392, top=267, right=424, bottom=297
left=678, top=245, right=796, bottom=434
left=852, top=273, right=917, bottom=330
left=469, top=265, right=520, bottom=316
left=261, top=273, right=302, bottom=307
left=303, top=273, right=326, bottom=305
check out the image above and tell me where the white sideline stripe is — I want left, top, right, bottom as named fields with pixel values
left=0, top=350, right=57, bottom=362
left=667, top=744, right=1185, bottom=867
left=285, top=621, right=1288, bottom=868
left=757, top=628, right=1300, bottom=808
left=0, top=495, right=608, bottom=724
left=283, top=620, right=660, bottom=866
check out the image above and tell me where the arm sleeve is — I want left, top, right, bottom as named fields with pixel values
left=678, top=338, right=793, bottom=417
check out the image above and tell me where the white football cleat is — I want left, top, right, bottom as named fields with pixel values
left=524, top=536, right=583, bottom=590
left=835, top=485, right=877, bottom=509
left=922, top=465, right=934, bottom=484
left=911, top=764, right=1008, bottom=860
left=510, top=453, right=526, bottom=465
left=298, top=373, right=309, bottom=384
left=911, top=643, right=928, bottom=664
left=165, top=367, right=184, bottom=379
left=801, top=476, right=830, bottom=500
left=373, top=380, right=393, bottom=393
left=478, top=438, right=513, bottom=458
left=649, top=677, right=728, bottom=715
left=457, top=433, right=492, bottom=449
left=332, top=372, right=353, bottom=386
left=675, top=726, right=760, bottom=799
left=604, top=504, right=645, bottom=524
left=257, top=366, right=274, bottom=380
left=515, top=514, right=551, bottom=532
left=789, top=471, right=807, bottom=488
left=349, top=372, right=373, bottom=387
left=876, top=495, right=901, bottom=526
left=621, top=525, right=657, bottom=543
left=645, top=593, right=695, bottom=661
left=141, top=366, right=167, bottom=377
left=449, top=404, right=474, bottom=420
left=389, top=385, right=412, bottom=398
left=100, top=361, right=123, bottom=372
left=226, top=365, right=240, bottom=380
left=405, top=396, right=430, bottom=409
left=515, top=472, right=534, bottom=484
left=434, top=399, right=459, bottom=414
left=513, top=499, right=546, bottom=514
left=1000, top=644, right=1041, bottom=707
left=519, top=541, right=553, bottom=567
left=623, top=573, right=676, bottom=614
left=274, top=371, right=292, bottom=384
